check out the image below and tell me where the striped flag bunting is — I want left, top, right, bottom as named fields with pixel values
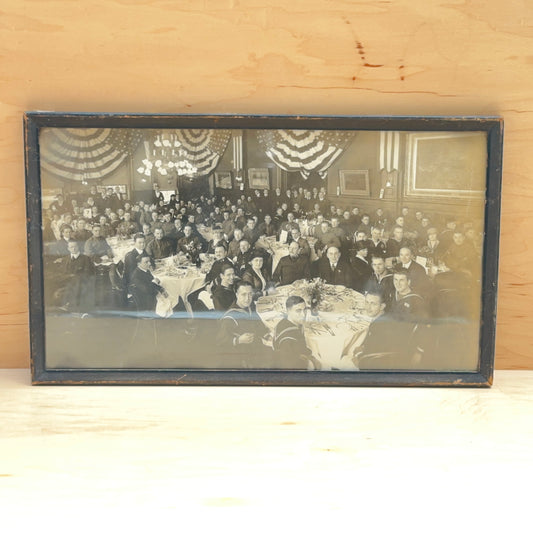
left=170, top=129, right=232, bottom=177
left=257, top=130, right=355, bottom=179
left=40, top=128, right=143, bottom=181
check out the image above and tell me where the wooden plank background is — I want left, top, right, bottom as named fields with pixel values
left=0, top=0, right=531, bottom=369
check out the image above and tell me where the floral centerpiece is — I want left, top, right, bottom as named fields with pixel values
left=303, top=278, right=326, bottom=315
left=183, top=241, right=203, bottom=266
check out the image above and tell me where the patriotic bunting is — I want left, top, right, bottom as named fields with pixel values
left=257, top=130, right=355, bottom=179
left=40, top=128, right=143, bottom=182
left=169, top=129, right=232, bottom=177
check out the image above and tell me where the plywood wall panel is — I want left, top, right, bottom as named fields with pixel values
left=0, top=0, right=531, bottom=368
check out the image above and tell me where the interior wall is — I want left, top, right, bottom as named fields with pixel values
left=1, top=0, right=531, bottom=369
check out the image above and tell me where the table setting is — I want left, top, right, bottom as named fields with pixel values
left=256, top=279, right=371, bottom=370
left=152, top=253, right=214, bottom=317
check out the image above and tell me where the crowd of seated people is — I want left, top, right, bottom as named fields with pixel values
left=42, top=182, right=483, bottom=368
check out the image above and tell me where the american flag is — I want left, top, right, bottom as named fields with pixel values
left=257, top=129, right=355, bottom=179
left=40, top=128, right=143, bottom=181
left=172, top=129, right=232, bottom=177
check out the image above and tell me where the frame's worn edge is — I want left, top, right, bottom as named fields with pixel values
left=24, top=113, right=502, bottom=387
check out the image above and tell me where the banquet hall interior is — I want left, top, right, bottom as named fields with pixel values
left=38, top=127, right=487, bottom=372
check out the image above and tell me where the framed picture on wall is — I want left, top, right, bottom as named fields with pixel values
left=214, top=171, right=232, bottom=189
left=405, top=132, right=487, bottom=198
left=248, top=168, right=270, bottom=189
left=25, top=113, right=502, bottom=387
left=339, top=169, right=370, bottom=197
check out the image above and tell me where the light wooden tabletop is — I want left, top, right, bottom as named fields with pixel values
left=1, top=369, right=531, bottom=531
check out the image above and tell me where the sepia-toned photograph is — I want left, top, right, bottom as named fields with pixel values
left=25, top=114, right=502, bottom=385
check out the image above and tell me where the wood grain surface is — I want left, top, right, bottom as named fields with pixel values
left=0, top=0, right=531, bottom=369
left=0, top=369, right=531, bottom=528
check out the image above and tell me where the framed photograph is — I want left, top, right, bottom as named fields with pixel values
left=25, top=113, right=503, bottom=386
left=248, top=167, right=270, bottom=189
left=339, top=170, right=370, bottom=197
left=214, top=171, right=232, bottom=189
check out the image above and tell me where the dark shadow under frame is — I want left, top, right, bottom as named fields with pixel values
left=24, top=113, right=503, bottom=386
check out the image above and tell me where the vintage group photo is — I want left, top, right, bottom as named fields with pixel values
left=35, top=123, right=489, bottom=373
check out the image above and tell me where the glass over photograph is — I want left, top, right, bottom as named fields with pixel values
left=37, top=125, right=489, bottom=373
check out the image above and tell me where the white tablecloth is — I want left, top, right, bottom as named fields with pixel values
left=152, top=255, right=214, bottom=317
left=256, top=282, right=370, bottom=370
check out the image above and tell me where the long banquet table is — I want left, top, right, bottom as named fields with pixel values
left=256, top=281, right=371, bottom=371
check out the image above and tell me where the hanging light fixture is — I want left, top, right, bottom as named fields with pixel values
left=136, top=133, right=198, bottom=180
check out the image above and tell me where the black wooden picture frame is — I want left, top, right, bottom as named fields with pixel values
left=25, top=113, right=503, bottom=386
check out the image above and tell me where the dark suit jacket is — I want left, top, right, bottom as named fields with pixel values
left=130, top=267, right=164, bottom=312
left=146, top=237, right=174, bottom=260
left=398, top=261, right=431, bottom=296
left=212, top=284, right=236, bottom=311
left=124, top=249, right=153, bottom=287
left=350, top=256, right=373, bottom=291
left=317, top=257, right=352, bottom=287
left=206, top=258, right=234, bottom=285
left=273, top=255, right=310, bottom=286
left=63, top=253, right=94, bottom=277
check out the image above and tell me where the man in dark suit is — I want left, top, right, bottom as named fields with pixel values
left=234, top=239, right=253, bottom=276
left=386, top=226, right=412, bottom=258
left=397, top=246, right=432, bottom=297
left=257, top=214, right=277, bottom=237
left=124, top=233, right=152, bottom=289
left=287, top=228, right=311, bottom=259
left=272, top=241, right=310, bottom=286
left=205, top=245, right=234, bottom=286
left=60, top=241, right=95, bottom=312
left=146, top=228, right=174, bottom=260
left=317, top=246, right=352, bottom=287
left=167, top=218, right=185, bottom=249
left=129, top=255, right=168, bottom=314
left=349, top=241, right=373, bottom=292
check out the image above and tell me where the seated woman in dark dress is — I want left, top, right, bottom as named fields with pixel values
left=241, top=252, right=272, bottom=302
